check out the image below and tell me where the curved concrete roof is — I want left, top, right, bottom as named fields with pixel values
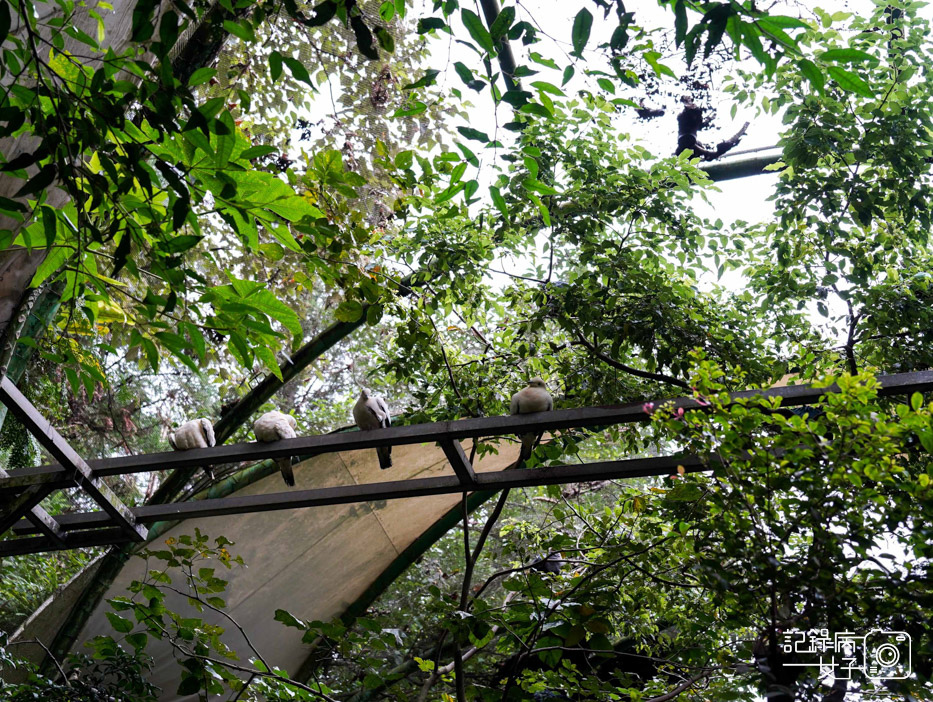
left=10, top=439, right=514, bottom=699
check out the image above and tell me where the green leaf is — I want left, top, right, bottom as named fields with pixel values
left=520, top=102, right=552, bottom=119
left=417, top=17, right=446, bottom=34
left=395, top=150, right=413, bottom=170
left=269, top=51, right=283, bottom=81
left=243, top=289, right=303, bottom=337
left=350, top=15, right=379, bottom=60
left=827, top=65, right=873, bottom=98
left=335, top=300, right=364, bottom=323
left=489, top=6, right=515, bottom=41
left=490, top=185, right=508, bottom=217
left=0, top=1, right=12, bottom=46
left=531, top=81, right=564, bottom=97
left=274, top=609, right=305, bottom=628
left=911, top=392, right=923, bottom=411
left=393, top=101, right=427, bottom=117
left=15, top=164, right=57, bottom=198
left=188, top=67, right=215, bottom=87
left=561, top=65, right=574, bottom=86
left=125, top=632, right=148, bottom=651
left=674, top=0, right=687, bottom=47
left=283, top=56, right=313, bottom=87
left=797, top=58, right=824, bottom=93
left=106, top=611, right=134, bottom=633
left=820, top=48, right=878, bottom=64
left=375, top=26, right=395, bottom=53
left=239, top=145, right=278, bottom=160
left=402, top=69, right=440, bottom=90
left=161, top=235, right=202, bottom=254
left=461, top=9, right=494, bottom=53
left=457, top=126, right=489, bottom=143
left=256, top=345, right=283, bottom=380
left=40, top=205, right=57, bottom=249
left=571, top=8, right=592, bottom=56
left=30, top=244, right=72, bottom=287
left=222, top=19, right=255, bottom=43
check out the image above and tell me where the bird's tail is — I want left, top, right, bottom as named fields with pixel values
left=278, top=457, right=295, bottom=487
left=377, top=446, right=392, bottom=470
left=518, top=432, right=539, bottom=465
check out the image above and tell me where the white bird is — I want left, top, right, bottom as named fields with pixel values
left=510, top=377, right=553, bottom=464
left=253, top=410, right=298, bottom=486
left=168, top=418, right=216, bottom=480
left=168, top=418, right=216, bottom=451
left=352, top=389, right=392, bottom=469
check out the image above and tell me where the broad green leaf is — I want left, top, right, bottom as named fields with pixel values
left=461, top=9, right=494, bottom=52
left=239, top=145, right=278, bottom=160
left=269, top=51, right=283, bottom=81
left=402, top=69, right=440, bottom=90
left=241, top=289, right=303, bottom=338
left=457, top=126, right=489, bottom=143
left=417, top=17, right=445, bottom=33
left=256, top=345, right=283, bottom=380
left=222, top=19, right=255, bottom=43
left=674, top=0, right=687, bottom=46
left=820, top=48, right=878, bottom=64
left=30, top=244, right=73, bottom=287
left=283, top=56, right=313, bottom=86
left=797, top=58, right=824, bottom=93
left=188, top=67, right=216, bottom=87
left=105, top=612, right=133, bottom=633
left=490, top=185, right=508, bottom=217
left=827, top=65, right=873, bottom=98
left=393, top=101, right=427, bottom=117
left=571, top=8, right=592, bottom=56
left=335, top=299, right=364, bottom=323
left=489, top=6, right=515, bottom=41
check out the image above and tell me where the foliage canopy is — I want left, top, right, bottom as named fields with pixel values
left=1, top=0, right=932, bottom=700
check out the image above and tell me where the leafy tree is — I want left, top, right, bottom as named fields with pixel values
left=1, top=0, right=932, bottom=701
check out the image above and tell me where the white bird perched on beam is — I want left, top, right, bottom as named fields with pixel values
left=168, top=418, right=216, bottom=480
left=168, top=418, right=215, bottom=451
left=352, top=389, right=392, bottom=469
left=510, top=377, right=553, bottom=465
left=253, top=410, right=298, bottom=486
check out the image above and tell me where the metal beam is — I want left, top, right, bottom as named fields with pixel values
left=440, top=440, right=477, bottom=486
left=4, top=452, right=706, bottom=549
left=0, top=377, right=146, bottom=541
left=0, top=527, right=134, bottom=557
left=3, top=369, right=931, bottom=494
left=0, top=467, right=63, bottom=545
left=0, top=484, right=51, bottom=535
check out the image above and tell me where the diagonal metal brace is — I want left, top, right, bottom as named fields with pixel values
left=440, top=439, right=477, bottom=486
left=0, top=377, right=146, bottom=542
left=0, top=467, right=63, bottom=545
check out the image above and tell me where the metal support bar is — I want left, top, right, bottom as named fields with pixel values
left=0, top=527, right=135, bottom=556
left=7, top=453, right=706, bottom=544
left=0, top=467, right=63, bottom=545
left=440, top=440, right=477, bottom=486
left=0, top=484, right=51, bottom=535
left=0, top=377, right=146, bottom=541
left=2, top=369, right=930, bottom=493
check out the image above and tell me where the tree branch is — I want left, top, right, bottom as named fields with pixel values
left=572, top=331, right=691, bottom=390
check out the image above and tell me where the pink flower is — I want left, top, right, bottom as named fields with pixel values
left=642, top=402, right=656, bottom=414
